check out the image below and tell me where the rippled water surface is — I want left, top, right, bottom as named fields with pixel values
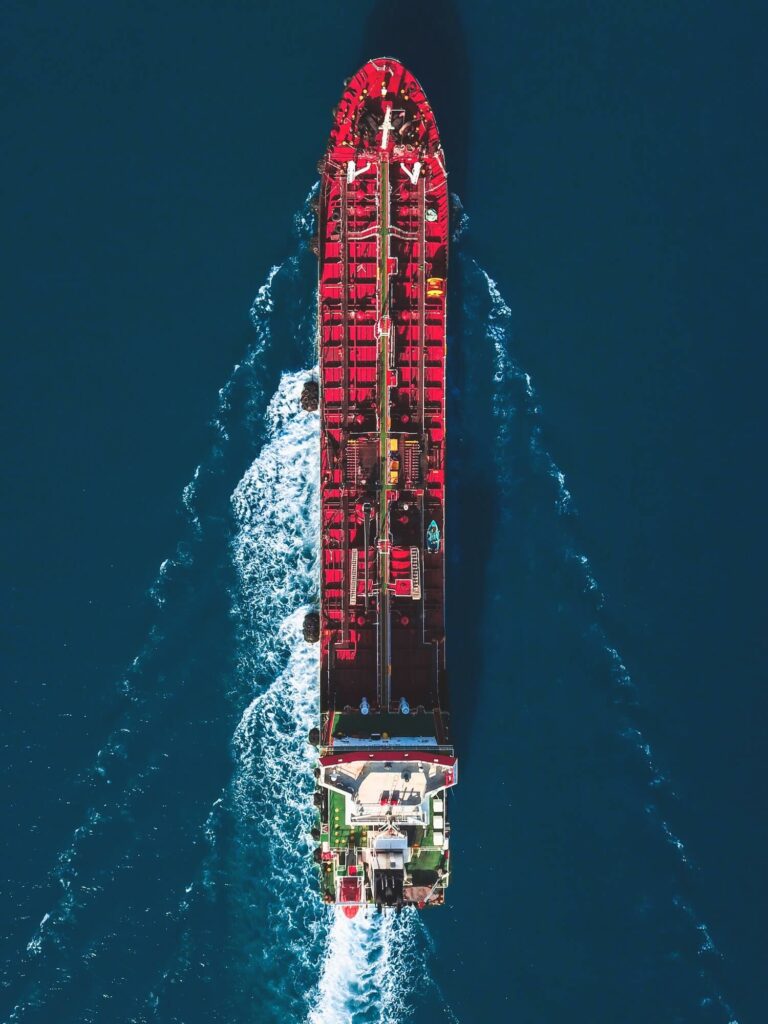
left=4, top=3, right=766, bottom=1023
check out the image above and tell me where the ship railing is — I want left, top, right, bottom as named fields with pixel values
left=323, top=743, right=455, bottom=757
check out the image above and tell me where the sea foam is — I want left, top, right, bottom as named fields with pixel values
left=472, top=252, right=739, bottom=1023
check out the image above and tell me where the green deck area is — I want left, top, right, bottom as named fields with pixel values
left=332, top=711, right=437, bottom=740
left=329, top=789, right=367, bottom=854
left=408, top=797, right=445, bottom=872
left=329, top=789, right=350, bottom=848
left=409, top=848, right=443, bottom=872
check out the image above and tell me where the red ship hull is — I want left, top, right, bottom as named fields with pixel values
left=313, top=58, right=454, bottom=910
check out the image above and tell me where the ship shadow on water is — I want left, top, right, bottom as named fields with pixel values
left=444, top=239, right=497, bottom=766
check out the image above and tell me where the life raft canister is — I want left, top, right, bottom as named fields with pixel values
left=426, top=276, right=445, bottom=298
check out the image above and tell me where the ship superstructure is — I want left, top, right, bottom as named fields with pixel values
left=310, top=58, right=455, bottom=914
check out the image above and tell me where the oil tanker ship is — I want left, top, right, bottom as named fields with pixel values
left=306, top=58, right=456, bottom=914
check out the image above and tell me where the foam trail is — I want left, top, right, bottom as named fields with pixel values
left=5, top=193, right=319, bottom=1021
left=565, top=549, right=606, bottom=610
left=469, top=254, right=739, bottom=1022
left=231, top=369, right=320, bottom=677
left=481, top=262, right=575, bottom=516
left=131, top=366, right=321, bottom=1020
left=227, top=371, right=439, bottom=1024
left=14, top=253, right=295, bottom=962
left=222, top=369, right=326, bottom=1019
left=310, top=911, right=425, bottom=1024
left=450, top=192, right=470, bottom=244
left=476, top=254, right=676, bottom=777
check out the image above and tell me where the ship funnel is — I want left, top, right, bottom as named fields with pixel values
left=399, top=697, right=410, bottom=715
left=360, top=697, right=370, bottom=715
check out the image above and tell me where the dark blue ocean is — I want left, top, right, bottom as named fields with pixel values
left=3, top=3, right=767, bottom=1022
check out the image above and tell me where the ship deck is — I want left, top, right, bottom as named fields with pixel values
left=313, top=57, right=454, bottom=912
left=317, top=57, right=449, bottom=727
